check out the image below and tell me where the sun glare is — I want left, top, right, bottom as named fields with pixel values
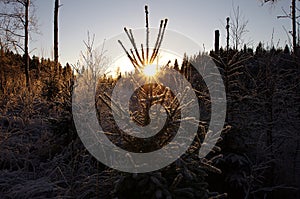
left=109, top=51, right=182, bottom=78
left=143, top=64, right=157, bottom=77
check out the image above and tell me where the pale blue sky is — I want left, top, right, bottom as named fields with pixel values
left=31, top=0, right=293, bottom=66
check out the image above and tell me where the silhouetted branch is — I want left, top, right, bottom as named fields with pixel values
left=118, top=5, right=168, bottom=70
left=151, top=18, right=168, bottom=63
left=150, top=20, right=163, bottom=63
left=118, top=40, right=139, bottom=70
left=145, top=5, right=149, bottom=64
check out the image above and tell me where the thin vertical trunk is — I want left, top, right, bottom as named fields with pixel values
left=215, top=30, right=220, bottom=54
left=25, top=0, right=30, bottom=91
left=292, top=0, right=297, bottom=53
left=145, top=5, right=149, bottom=64
left=226, top=17, right=230, bottom=52
left=54, top=0, right=59, bottom=71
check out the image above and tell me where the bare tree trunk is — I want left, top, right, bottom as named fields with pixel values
left=215, top=30, right=220, bottom=54
left=54, top=0, right=59, bottom=72
left=292, top=0, right=297, bottom=53
left=226, top=17, right=230, bottom=52
left=25, top=0, right=30, bottom=91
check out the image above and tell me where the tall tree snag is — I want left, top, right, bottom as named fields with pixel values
left=0, top=0, right=39, bottom=91
left=265, top=0, right=299, bottom=53
left=292, top=0, right=297, bottom=53
left=54, top=0, right=59, bottom=71
left=25, top=0, right=30, bottom=90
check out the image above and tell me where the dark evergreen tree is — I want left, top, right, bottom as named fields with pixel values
left=255, top=42, right=266, bottom=56
left=284, top=44, right=290, bottom=54
left=173, top=59, right=179, bottom=71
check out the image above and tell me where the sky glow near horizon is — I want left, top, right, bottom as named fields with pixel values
left=108, top=51, right=182, bottom=76
left=30, top=0, right=295, bottom=67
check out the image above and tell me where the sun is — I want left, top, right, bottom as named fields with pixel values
left=143, top=64, right=158, bottom=77
left=110, top=51, right=182, bottom=78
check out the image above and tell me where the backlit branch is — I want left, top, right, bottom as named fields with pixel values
left=118, top=5, right=168, bottom=73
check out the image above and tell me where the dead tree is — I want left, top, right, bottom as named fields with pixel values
left=226, top=17, right=230, bottom=52
left=292, top=0, right=297, bottom=52
left=230, top=6, right=249, bottom=51
left=215, top=30, right=220, bottom=54
left=265, top=0, right=300, bottom=53
left=24, top=0, right=30, bottom=90
left=0, top=0, right=38, bottom=91
left=54, top=0, right=59, bottom=72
